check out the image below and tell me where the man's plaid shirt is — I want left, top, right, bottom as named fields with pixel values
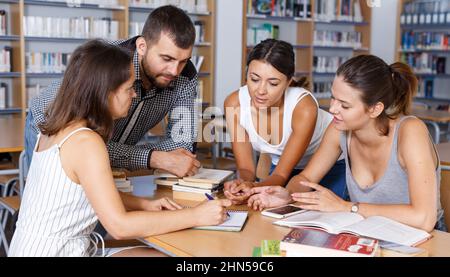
left=29, top=36, right=198, bottom=171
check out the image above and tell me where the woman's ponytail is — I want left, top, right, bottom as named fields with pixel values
left=289, top=76, right=310, bottom=90
left=389, top=62, right=418, bottom=116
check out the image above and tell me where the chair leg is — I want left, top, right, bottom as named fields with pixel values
left=0, top=221, right=9, bottom=254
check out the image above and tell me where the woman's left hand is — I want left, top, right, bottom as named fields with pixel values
left=292, top=181, right=350, bottom=212
left=146, top=197, right=183, bottom=211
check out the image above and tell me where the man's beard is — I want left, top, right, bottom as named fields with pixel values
left=141, top=59, right=173, bottom=89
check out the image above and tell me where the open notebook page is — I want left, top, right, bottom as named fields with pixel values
left=339, top=216, right=432, bottom=246
left=194, top=211, right=248, bottom=232
left=274, top=211, right=364, bottom=233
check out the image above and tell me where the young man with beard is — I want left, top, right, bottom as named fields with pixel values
left=25, top=5, right=201, bottom=177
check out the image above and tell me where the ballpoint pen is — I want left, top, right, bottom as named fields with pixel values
left=205, top=192, right=230, bottom=217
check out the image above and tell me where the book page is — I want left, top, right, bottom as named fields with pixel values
left=340, top=216, right=431, bottom=246
left=194, top=211, right=248, bottom=232
left=274, top=211, right=364, bottom=233
left=183, top=168, right=234, bottom=184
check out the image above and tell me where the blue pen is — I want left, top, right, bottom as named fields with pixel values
left=205, top=193, right=230, bottom=217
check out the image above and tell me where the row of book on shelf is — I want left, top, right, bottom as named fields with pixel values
left=130, top=20, right=205, bottom=42
left=400, top=52, right=447, bottom=75
left=401, top=31, right=450, bottom=51
left=0, top=46, right=12, bottom=73
left=129, top=0, right=209, bottom=13
left=313, top=55, right=350, bottom=73
left=37, top=0, right=121, bottom=7
left=401, top=0, right=450, bottom=25
left=1, top=83, right=46, bottom=110
left=23, top=51, right=204, bottom=74
left=247, top=0, right=364, bottom=22
left=23, top=16, right=120, bottom=40
left=25, top=52, right=71, bottom=74
left=247, top=24, right=363, bottom=49
left=417, top=78, right=435, bottom=99
left=314, top=30, right=362, bottom=49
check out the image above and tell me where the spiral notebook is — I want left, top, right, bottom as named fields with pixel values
left=193, top=210, right=248, bottom=232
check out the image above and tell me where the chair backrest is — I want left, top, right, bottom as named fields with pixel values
left=440, top=166, right=450, bottom=230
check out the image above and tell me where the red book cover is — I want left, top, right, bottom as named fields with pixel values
left=282, top=228, right=378, bottom=256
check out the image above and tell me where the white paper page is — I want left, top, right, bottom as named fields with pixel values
left=274, top=211, right=364, bottom=233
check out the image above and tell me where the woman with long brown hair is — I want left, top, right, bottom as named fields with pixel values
left=248, top=55, right=446, bottom=232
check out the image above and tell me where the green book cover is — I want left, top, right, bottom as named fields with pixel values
left=261, top=240, right=281, bottom=257
left=252, top=246, right=261, bottom=257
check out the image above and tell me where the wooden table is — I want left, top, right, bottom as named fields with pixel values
left=131, top=176, right=450, bottom=257
left=0, top=116, right=23, bottom=176
left=411, top=108, right=450, bottom=144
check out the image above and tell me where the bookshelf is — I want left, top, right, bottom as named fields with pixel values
left=242, top=0, right=372, bottom=100
left=396, top=0, right=450, bottom=106
left=0, top=0, right=216, bottom=144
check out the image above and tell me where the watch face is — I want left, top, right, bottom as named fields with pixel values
left=351, top=204, right=358, bottom=213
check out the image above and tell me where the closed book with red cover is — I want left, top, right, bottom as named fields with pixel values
left=281, top=227, right=379, bottom=257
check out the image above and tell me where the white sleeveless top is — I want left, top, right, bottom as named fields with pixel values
left=8, top=127, right=104, bottom=257
left=238, top=86, right=332, bottom=169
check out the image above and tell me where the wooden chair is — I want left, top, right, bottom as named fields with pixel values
left=0, top=179, right=20, bottom=253
left=0, top=151, right=26, bottom=253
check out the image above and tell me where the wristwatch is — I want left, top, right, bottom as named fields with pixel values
left=350, top=202, right=360, bottom=213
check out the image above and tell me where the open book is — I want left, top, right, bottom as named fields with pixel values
left=274, top=211, right=432, bottom=247
left=193, top=211, right=248, bottom=232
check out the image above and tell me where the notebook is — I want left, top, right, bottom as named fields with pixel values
left=193, top=211, right=248, bottom=232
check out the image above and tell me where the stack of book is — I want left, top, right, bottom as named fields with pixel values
left=154, top=168, right=234, bottom=201
left=113, top=170, right=133, bottom=193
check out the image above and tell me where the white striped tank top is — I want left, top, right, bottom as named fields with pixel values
left=8, top=127, right=104, bottom=257
left=239, top=85, right=332, bottom=169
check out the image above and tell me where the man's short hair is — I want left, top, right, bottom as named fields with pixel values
left=142, top=5, right=196, bottom=49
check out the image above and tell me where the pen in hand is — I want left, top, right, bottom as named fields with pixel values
left=205, top=193, right=230, bottom=217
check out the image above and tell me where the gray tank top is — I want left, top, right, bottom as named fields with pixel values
left=340, top=116, right=444, bottom=222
